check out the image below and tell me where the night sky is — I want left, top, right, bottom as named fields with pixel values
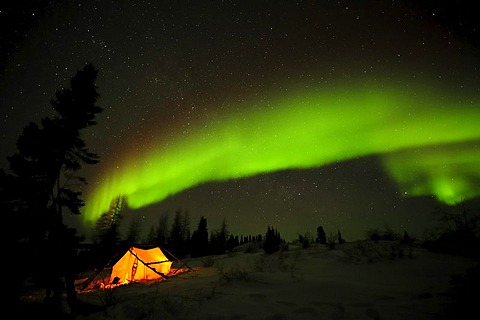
left=1, top=0, right=479, bottom=241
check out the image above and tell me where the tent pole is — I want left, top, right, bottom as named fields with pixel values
left=160, top=247, right=193, bottom=274
left=80, top=247, right=125, bottom=290
left=129, top=248, right=169, bottom=280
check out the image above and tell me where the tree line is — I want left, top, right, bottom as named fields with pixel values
left=91, top=195, right=350, bottom=263
left=91, top=201, right=288, bottom=263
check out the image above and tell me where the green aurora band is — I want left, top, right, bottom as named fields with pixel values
left=83, top=82, right=480, bottom=222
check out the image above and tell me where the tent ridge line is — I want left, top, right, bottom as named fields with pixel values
left=158, top=246, right=193, bottom=273
left=129, top=247, right=169, bottom=280
left=146, top=260, right=171, bottom=265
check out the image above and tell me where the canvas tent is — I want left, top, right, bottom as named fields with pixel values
left=109, top=246, right=173, bottom=285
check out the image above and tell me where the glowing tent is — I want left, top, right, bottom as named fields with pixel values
left=109, top=246, right=172, bottom=285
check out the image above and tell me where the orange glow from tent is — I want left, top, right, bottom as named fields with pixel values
left=109, top=247, right=172, bottom=286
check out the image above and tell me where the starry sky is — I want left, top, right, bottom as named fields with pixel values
left=1, top=0, right=480, bottom=241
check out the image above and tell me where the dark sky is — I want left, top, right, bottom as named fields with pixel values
left=1, top=0, right=479, bottom=241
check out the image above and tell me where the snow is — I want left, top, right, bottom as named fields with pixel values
left=20, top=241, right=478, bottom=320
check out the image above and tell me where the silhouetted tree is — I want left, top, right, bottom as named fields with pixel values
left=94, top=195, right=123, bottom=264
left=298, top=232, right=314, bottom=248
left=154, top=211, right=169, bottom=247
left=338, top=229, right=345, bottom=244
left=168, top=208, right=189, bottom=258
left=327, top=232, right=337, bottom=249
left=124, top=216, right=142, bottom=246
left=190, top=216, right=209, bottom=257
left=436, top=201, right=479, bottom=238
left=210, top=218, right=229, bottom=255
left=424, top=201, right=480, bottom=257
left=316, top=226, right=327, bottom=244
left=182, top=210, right=191, bottom=254
left=4, top=63, right=102, bottom=308
left=263, top=226, right=283, bottom=254
left=146, top=225, right=156, bottom=244
left=226, top=234, right=239, bottom=251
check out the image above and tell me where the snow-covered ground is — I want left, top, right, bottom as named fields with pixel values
left=20, top=241, right=479, bottom=320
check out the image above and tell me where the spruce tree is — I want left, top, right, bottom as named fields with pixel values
left=5, top=63, right=102, bottom=308
left=316, top=226, right=327, bottom=244
left=210, top=218, right=228, bottom=255
left=154, top=211, right=169, bottom=247
left=263, top=226, right=283, bottom=254
left=191, top=216, right=209, bottom=257
left=168, top=209, right=189, bottom=258
left=338, top=229, right=345, bottom=244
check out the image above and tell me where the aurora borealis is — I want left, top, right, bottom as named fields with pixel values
left=2, top=1, right=479, bottom=240
left=84, top=82, right=480, bottom=222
